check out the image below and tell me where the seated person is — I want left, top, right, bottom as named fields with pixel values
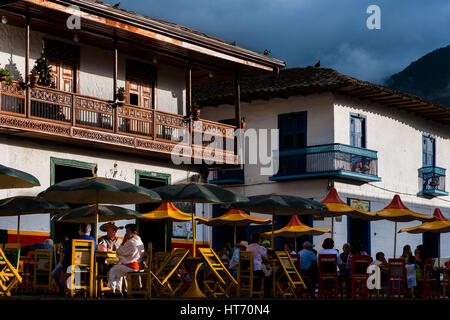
left=299, top=241, right=318, bottom=290
left=107, top=224, right=144, bottom=297
left=21, top=238, right=54, bottom=257
left=373, top=251, right=388, bottom=289
left=52, top=223, right=96, bottom=293
left=229, top=240, right=248, bottom=277
left=98, top=221, right=123, bottom=251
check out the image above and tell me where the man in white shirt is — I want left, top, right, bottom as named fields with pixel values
left=107, top=224, right=144, bottom=296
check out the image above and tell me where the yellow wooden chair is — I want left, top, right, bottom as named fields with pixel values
left=199, top=247, right=238, bottom=298
left=274, top=251, right=306, bottom=298
left=33, top=249, right=53, bottom=293
left=66, top=239, right=95, bottom=298
left=126, top=243, right=154, bottom=298
left=152, top=248, right=190, bottom=297
left=0, top=247, right=22, bottom=296
left=237, top=250, right=264, bottom=297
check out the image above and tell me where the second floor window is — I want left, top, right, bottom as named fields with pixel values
left=350, top=114, right=366, bottom=148
left=422, top=135, right=435, bottom=167
left=278, top=112, right=307, bottom=151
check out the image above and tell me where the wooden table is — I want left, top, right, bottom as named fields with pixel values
left=94, top=250, right=118, bottom=298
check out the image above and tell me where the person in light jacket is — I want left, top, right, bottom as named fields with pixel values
left=107, top=224, right=144, bottom=296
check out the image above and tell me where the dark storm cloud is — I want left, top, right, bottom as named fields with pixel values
left=105, top=0, right=450, bottom=83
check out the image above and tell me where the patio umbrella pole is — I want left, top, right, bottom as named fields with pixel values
left=294, top=235, right=297, bottom=253
left=95, top=190, right=99, bottom=244
left=234, top=225, right=237, bottom=247
left=17, top=214, right=20, bottom=243
left=394, top=222, right=397, bottom=258
left=271, top=207, right=275, bottom=250
left=331, top=215, right=334, bottom=240
left=191, top=201, right=196, bottom=257
left=165, top=221, right=168, bottom=252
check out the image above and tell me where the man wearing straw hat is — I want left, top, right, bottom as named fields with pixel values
left=98, top=221, right=123, bottom=251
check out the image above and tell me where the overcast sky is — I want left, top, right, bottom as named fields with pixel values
left=104, top=0, right=450, bottom=84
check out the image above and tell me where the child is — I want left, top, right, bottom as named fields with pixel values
left=405, top=255, right=417, bottom=298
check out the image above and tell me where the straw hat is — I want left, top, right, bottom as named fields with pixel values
left=100, top=221, right=124, bottom=232
left=236, top=240, right=248, bottom=249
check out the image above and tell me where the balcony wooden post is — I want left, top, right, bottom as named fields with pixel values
left=186, top=61, right=193, bottom=155
left=234, top=69, right=241, bottom=156
left=25, top=16, right=30, bottom=118
left=113, top=39, right=118, bottom=133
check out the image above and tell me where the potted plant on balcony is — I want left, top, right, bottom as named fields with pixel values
left=116, top=87, right=126, bottom=104
left=29, top=51, right=54, bottom=88
left=28, top=66, right=40, bottom=88
left=0, top=68, right=13, bottom=86
left=191, top=102, right=201, bottom=121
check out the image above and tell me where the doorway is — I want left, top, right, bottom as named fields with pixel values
left=50, top=158, right=97, bottom=242
left=135, top=171, right=170, bottom=252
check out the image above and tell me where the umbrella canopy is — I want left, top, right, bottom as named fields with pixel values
left=52, top=205, right=142, bottom=223
left=399, top=208, right=450, bottom=266
left=229, top=193, right=328, bottom=215
left=141, top=202, right=205, bottom=222
left=262, top=215, right=330, bottom=251
left=198, top=209, right=271, bottom=227
left=39, top=177, right=161, bottom=242
left=140, top=202, right=208, bottom=252
left=320, top=187, right=379, bottom=239
left=228, top=193, right=328, bottom=249
left=321, top=187, right=379, bottom=220
left=376, top=194, right=435, bottom=258
left=197, top=209, right=271, bottom=245
left=376, top=195, right=436, bottom=222
left=0, top=196, right=69, bottom=242
left=262, top=215, right=331, bottom=238
left=151, top=182, right=249, bottom=257
left=38, top=177, right=161, bottom=204
left=0, top=164, right=40, bottom=189
left=399, top=208, right=450, bottom=234
left=151, top=182, right=248, bottom=204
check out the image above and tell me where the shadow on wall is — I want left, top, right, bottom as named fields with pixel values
left=5, top=53, right=23, bottom=83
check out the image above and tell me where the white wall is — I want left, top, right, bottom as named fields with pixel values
left=201, top=91, right=450, bottom=259
left=0, top=137, right=197, bottom=235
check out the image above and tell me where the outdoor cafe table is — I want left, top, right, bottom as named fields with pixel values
left=181, top=256, right=206, bottom=298
left=94, top=250, right=119, bottom=298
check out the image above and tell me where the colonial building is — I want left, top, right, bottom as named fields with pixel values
left=196, top=67, right=450, bottom=259
left=0, top=0, right=284, bottom=250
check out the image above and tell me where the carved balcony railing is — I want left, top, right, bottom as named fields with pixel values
left=0, top=83, right=236, bottom=163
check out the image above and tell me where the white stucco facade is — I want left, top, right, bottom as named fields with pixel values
left=0, top=23, right=210, bottom=244
left=201, top=91, right=450, bottom=260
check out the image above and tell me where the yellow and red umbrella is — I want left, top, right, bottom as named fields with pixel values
left=262, top=215, right=330, bottom=251
left=320, top=187, right=379, bottom=238
left=197, top=209, right=271, bottom=244
left=399, top=208, right=450, bottom=265
left=376, top=194, right=435, bottom=257
left=141, top=202, right=207, bottom=251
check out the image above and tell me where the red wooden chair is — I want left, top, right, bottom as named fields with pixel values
left=387, top=258, right=406, bottom=298
left=421, top=258, right=438, bottom=299
left=318, top=254, right=338, bottom=298
left=290, top=253, right=313, bottom=297
left=350, top=255, right=371, bottom=299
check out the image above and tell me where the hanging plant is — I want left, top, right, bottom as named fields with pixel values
left=241, top=117, right=246, bottom=130
left=116, top=86, right=126, bottom=102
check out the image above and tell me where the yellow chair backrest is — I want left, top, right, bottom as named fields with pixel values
left=33, top=249, right=52, bottom=292
left=0, top=247, right=22, bottom=296
left=68, top=239, right=95, bottom=298
left=155, top=248, right=190, bottom=285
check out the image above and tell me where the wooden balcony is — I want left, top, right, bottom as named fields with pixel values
left=0, top=82, right=237, bottom=164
